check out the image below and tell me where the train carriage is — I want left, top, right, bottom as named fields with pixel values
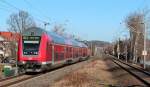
left=17, top=27, right=90, bottom=72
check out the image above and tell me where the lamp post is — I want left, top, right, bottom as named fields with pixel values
left=123, top=35, right=128, bottom=63
left=117, top=38, right=120, bottom=59
left=142, top=22, right=147, bottom=69
left=91, top=42, right=93, bottom=56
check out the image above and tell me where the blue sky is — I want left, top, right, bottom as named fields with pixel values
left=0, top=0, right=149, bottom=42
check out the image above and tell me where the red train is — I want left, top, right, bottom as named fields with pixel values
left=17, top=27, right=90, bottom=72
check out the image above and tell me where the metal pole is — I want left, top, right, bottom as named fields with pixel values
left=117, top=39, right=120, bottom=59
left=123, top=35, right=128, bottom=63
left=44, top=22, right=50, bottom=30
left=125, top=36, right=128, bottom=63
left=113, top=43, right=115, bottom=56
left=12, top=33, right=18, bottom=75
left=143, top=23, right=146, bottom=69
left=91, top=42, right=92, bottom=56
left=126, top=44, right=128, bottom=62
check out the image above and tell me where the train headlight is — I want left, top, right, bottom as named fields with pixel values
left=24, top=52, right=27, bottom=54
left=34, top=52, right=38, bottom=55
left=22, top=61, right=26, bottom=64
left=42, top=62, right=46, bottom=64
left=35, top=52, right=38, bottom=55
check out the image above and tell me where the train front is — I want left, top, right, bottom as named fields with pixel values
left=17, top=27, right=48, bottom=72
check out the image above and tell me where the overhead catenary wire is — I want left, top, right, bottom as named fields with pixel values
left=0, top=0, right=49, bottom=24
left=0, top=7, right=13, bottom=12
left=0, top=1, right=16, bottom=12
left=23, top=0, right=51, bottom=28
left=23, top=0, right=50, bottom=21
left=0, top=0, right=21, bottom=11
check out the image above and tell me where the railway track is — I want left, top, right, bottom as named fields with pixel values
left=111, top=57, right=150, bottom=86
left=0, top=65, right=68, bottom=87
left=0, top=57, right=93, bottom=87
left=0, top=65, right=70, bottom=87
left=0, top=73, right=42, bottom=87
left=0, top=73, right=24, bottom=82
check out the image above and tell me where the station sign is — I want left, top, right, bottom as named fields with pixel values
left=23, top=36, right=41, bottom=41
left=142, top=50, right=147, bottom=56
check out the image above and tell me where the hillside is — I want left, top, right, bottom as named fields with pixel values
left=86, top=40, right=110, bottom=47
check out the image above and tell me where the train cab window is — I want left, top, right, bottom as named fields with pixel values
left=23, top=42, right=40, bottom=55
left=23, top=36, right=41, bottom=55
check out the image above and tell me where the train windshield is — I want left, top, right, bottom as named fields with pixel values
left=22, top=36, right=41, bottom=55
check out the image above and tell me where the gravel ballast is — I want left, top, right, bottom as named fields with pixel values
left=9, top=58, right=95, bottom=87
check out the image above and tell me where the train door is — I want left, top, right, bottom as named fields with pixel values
left=72, top=47, right=75, bottom=58
left=54, top=45, right=59, bottom=62
left=71, top=47, right=73, bottom=58
left=69, top=47, right=72, bottom=59
left=64, top=45, right=67, bottom=60
left=46, top=42, right=52, bottom=62
left=52, top=44, right=54, bottom=64
left=54, top=45, right=65, bottom=62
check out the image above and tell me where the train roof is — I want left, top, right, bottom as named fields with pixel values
left=47, top=31, right=66, bottom=45
left=23, top=27, right=46, bottom=36
left=22, top=27, right=87, bottom=47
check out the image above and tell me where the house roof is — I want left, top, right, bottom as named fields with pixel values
left=0, top=32, right=20, bottom=41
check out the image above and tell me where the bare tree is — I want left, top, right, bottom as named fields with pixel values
left=125, top=10, right=149, bottom=63
left=6, top=11, right=36, bottom=61
left=52, top=23, right=66, bottom=36
left=52, top=22, right=82, bottom=41
left=7, top=10, right=36, bottom=34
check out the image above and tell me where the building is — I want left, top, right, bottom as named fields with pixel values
left=0, top=32, right=20, bottom=63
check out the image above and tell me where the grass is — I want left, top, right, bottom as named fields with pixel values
left=62, top=72, right=92, bottom=87
left=52, top=59, right=116, bottom=87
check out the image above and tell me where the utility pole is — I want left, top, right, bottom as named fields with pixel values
left=125, top=43, right=128, bottom=62
left=117, top=38, right=120, bottom=59
left=113, top=43, right=115, bottom=56
left=143, top=22, right=147, bottom=69
left=124, top=35, right=128, bottom=63
left=91, top=42, right=93, bottom=56
left=44, top=22, right=50, bottom=30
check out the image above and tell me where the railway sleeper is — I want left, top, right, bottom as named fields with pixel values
left=66, top=59, right=73, bottom=64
